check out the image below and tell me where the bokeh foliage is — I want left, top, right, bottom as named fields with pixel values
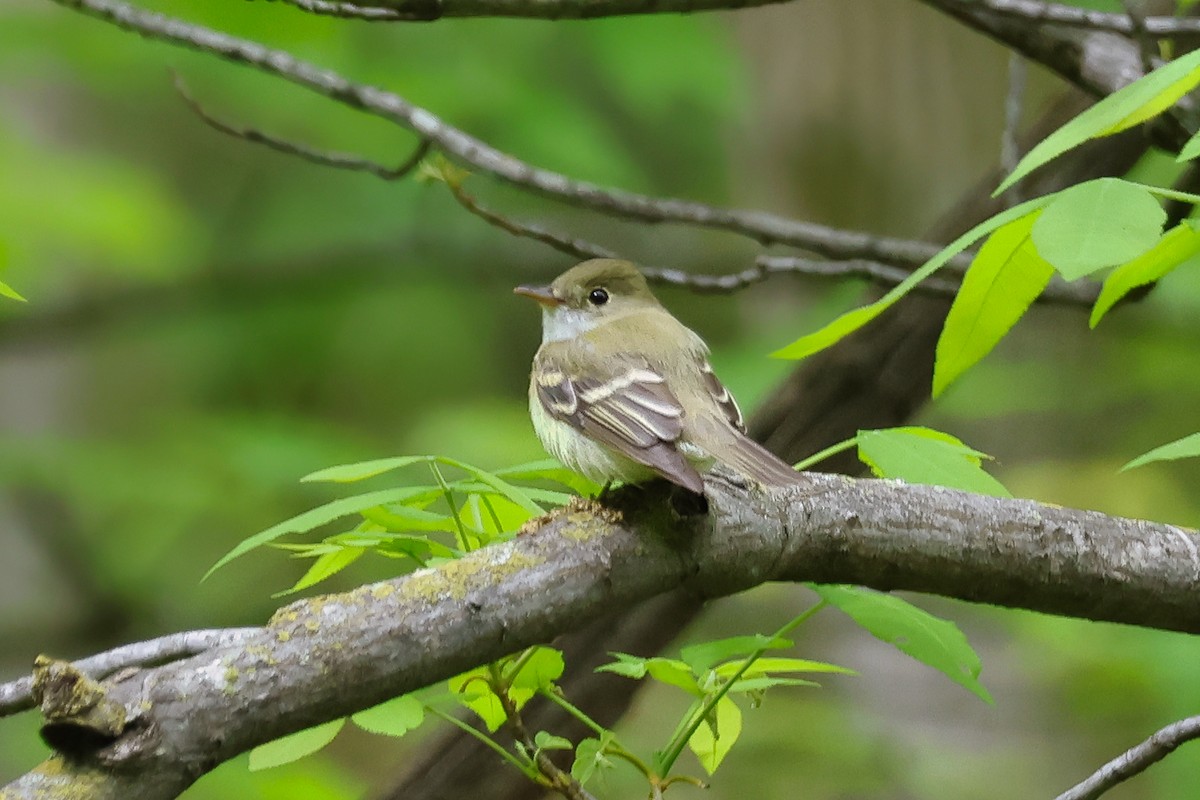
left=2, top=0, right=1200, bottom=797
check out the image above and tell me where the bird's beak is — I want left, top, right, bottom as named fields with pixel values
left=513, top=284, right=563, bottom=307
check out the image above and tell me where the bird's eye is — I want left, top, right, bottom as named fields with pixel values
left=588, top=287, right=609, bottom=306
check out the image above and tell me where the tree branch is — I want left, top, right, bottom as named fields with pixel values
left=51, top=0, right=962, bottom=269
left=266, top=0, right=1200, bottom=35
left=267, top=0, right=799, bottom=21
left=3, top=476, right=1198, bottom=799
left=0, top=628, right=260, bottom=717
left=1055, top=714, right=1200, bottom=800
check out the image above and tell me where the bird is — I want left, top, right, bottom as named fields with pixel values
left=514, top=259, right=803, bottom=494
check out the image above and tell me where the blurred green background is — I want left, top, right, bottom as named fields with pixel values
left=3, top=0, right=1200, bottom=797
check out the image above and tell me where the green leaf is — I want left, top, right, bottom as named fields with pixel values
left=277, top=546, right=365, bottom=596
left=1121, top=432, right=1200, bottom=471
left=510, top=647, right=565, bottom=691
left=772, top=194, right=1055, bottom=361
left=812, top=585, right=993, bottom=704
left=351, top=694, right=425, bottom=737
left=448, top=668, right=511, bottom=732
left=303, top=456, right=429, bottom=483
left=646, top=658, right=701, bottom=694
left=726, top=676, right=821, bottom=693
left=360, top=503, right=458, bottom=533
left=534, top=731, right=574, bottom=751
left=595, top=652, right=649, bottom=679
left=248, top=719, right=345, bottom=771
left=438, top=457, right=546, bottom=516
left=679, top=635, right=792, bottom=673
left=596, top=654, right=699, bottom=694
left=933, top=211, right=1055, bottom=397
left=494, top=459, right=602, bottom=495
left=996, top=49, right=1200, bottom=193
left=571, top=736, right=613, bottom=785
left=1090, top=221, right=1200, bottom=327
left=1031, top=179, right=1165, bottom=279
left=204, top=487, right=429, bottom=579
left=0, top=279, right=24, bottom=302
left=687, top=696, right=742, bottom=775
left=856, top=427, right=1010, bottom=498
left=713, top=657, right=855, bottom=679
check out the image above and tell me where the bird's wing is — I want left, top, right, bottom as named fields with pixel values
left=534, top=353, right=704, bottom=493
left=699, top=360, right=745, bottom=432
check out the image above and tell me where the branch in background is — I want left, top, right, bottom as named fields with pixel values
left=265, top=0, right=1200, bottom=35
left=168, top=85, right=1107, bottom=305
left=3, top=475, right=1199, bottom=799
left=268, top=0, right=798, bottom=21
left=1055, top=715, right=1200, bottom=800
left=266, top=0, right=431, bottom=21
left=974, top=0, right=1200, bottom=39
left=0, top=628, right=260, bottom=717
left=173, top=73, right=432, bottom=180
left=55, top=0, right=955, bottom=269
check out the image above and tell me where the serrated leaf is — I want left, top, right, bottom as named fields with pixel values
left=1090, top=222, right=1200, bottom=327
left=857, top=427, right=1010, bottom=498
left=726, top=676, right=822, bottom=693
left=596, top=652, right=648, bottom=679
left=1031, top=179, right=1165, bottom=279
left=687, top=696, right=741, bottom=775
left=646, top=659, right=702, bottom=694
left=772, top=195, right=1055, bottom=361
left=248, top=719, right=345, bottom=771
left=933, top=211, right=1054, bottom=397
left=205, top=487, right=430, bottom=579
left=448, top=668, right=511, bottom=732
left=351, top=694, right=425, bottom=737
left=276, top=546, right=365, bottom=596
left=510, top=647, right=565, bottom=691
left=997, top=49, right=1200, bottom=193
left=812, top=584, right=992, bottom=704
left=571, top=736, right=612, bottom=785
left=534, top=731, right=574, bottom=751
left=679, top=635, right=792, bottom=673
left=1121, top=432, right=1200, bottom=471
left=713, top=657, right=854, bottom=679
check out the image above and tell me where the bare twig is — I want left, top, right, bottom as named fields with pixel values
left=52, top=0, right=953, bottom=270
left=445, top=179, right=618, bottom=262
left=1055, top=715, right=1200, bottom=800
left=173, top=73, right=432, bottom=180
left=0, top=628, right=261, bottom=717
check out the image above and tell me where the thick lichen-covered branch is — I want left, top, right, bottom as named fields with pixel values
left=3, top=476, right=1197, bottom=800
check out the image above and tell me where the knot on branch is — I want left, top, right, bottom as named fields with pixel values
left=31, top=656, right=130, bottom=757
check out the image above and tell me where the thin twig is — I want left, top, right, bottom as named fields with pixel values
left=446, top=180, right=619, bottom=262
left=173, top=72, right=432, bottom=179
left=488, top=665, right=597, bottom=800
left=1055, top=715, right=1200, bottom=800
left=0, top=627, right=261, bottom=717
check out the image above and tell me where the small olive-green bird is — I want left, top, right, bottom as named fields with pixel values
left=515, top=259, right=802, bottom=494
